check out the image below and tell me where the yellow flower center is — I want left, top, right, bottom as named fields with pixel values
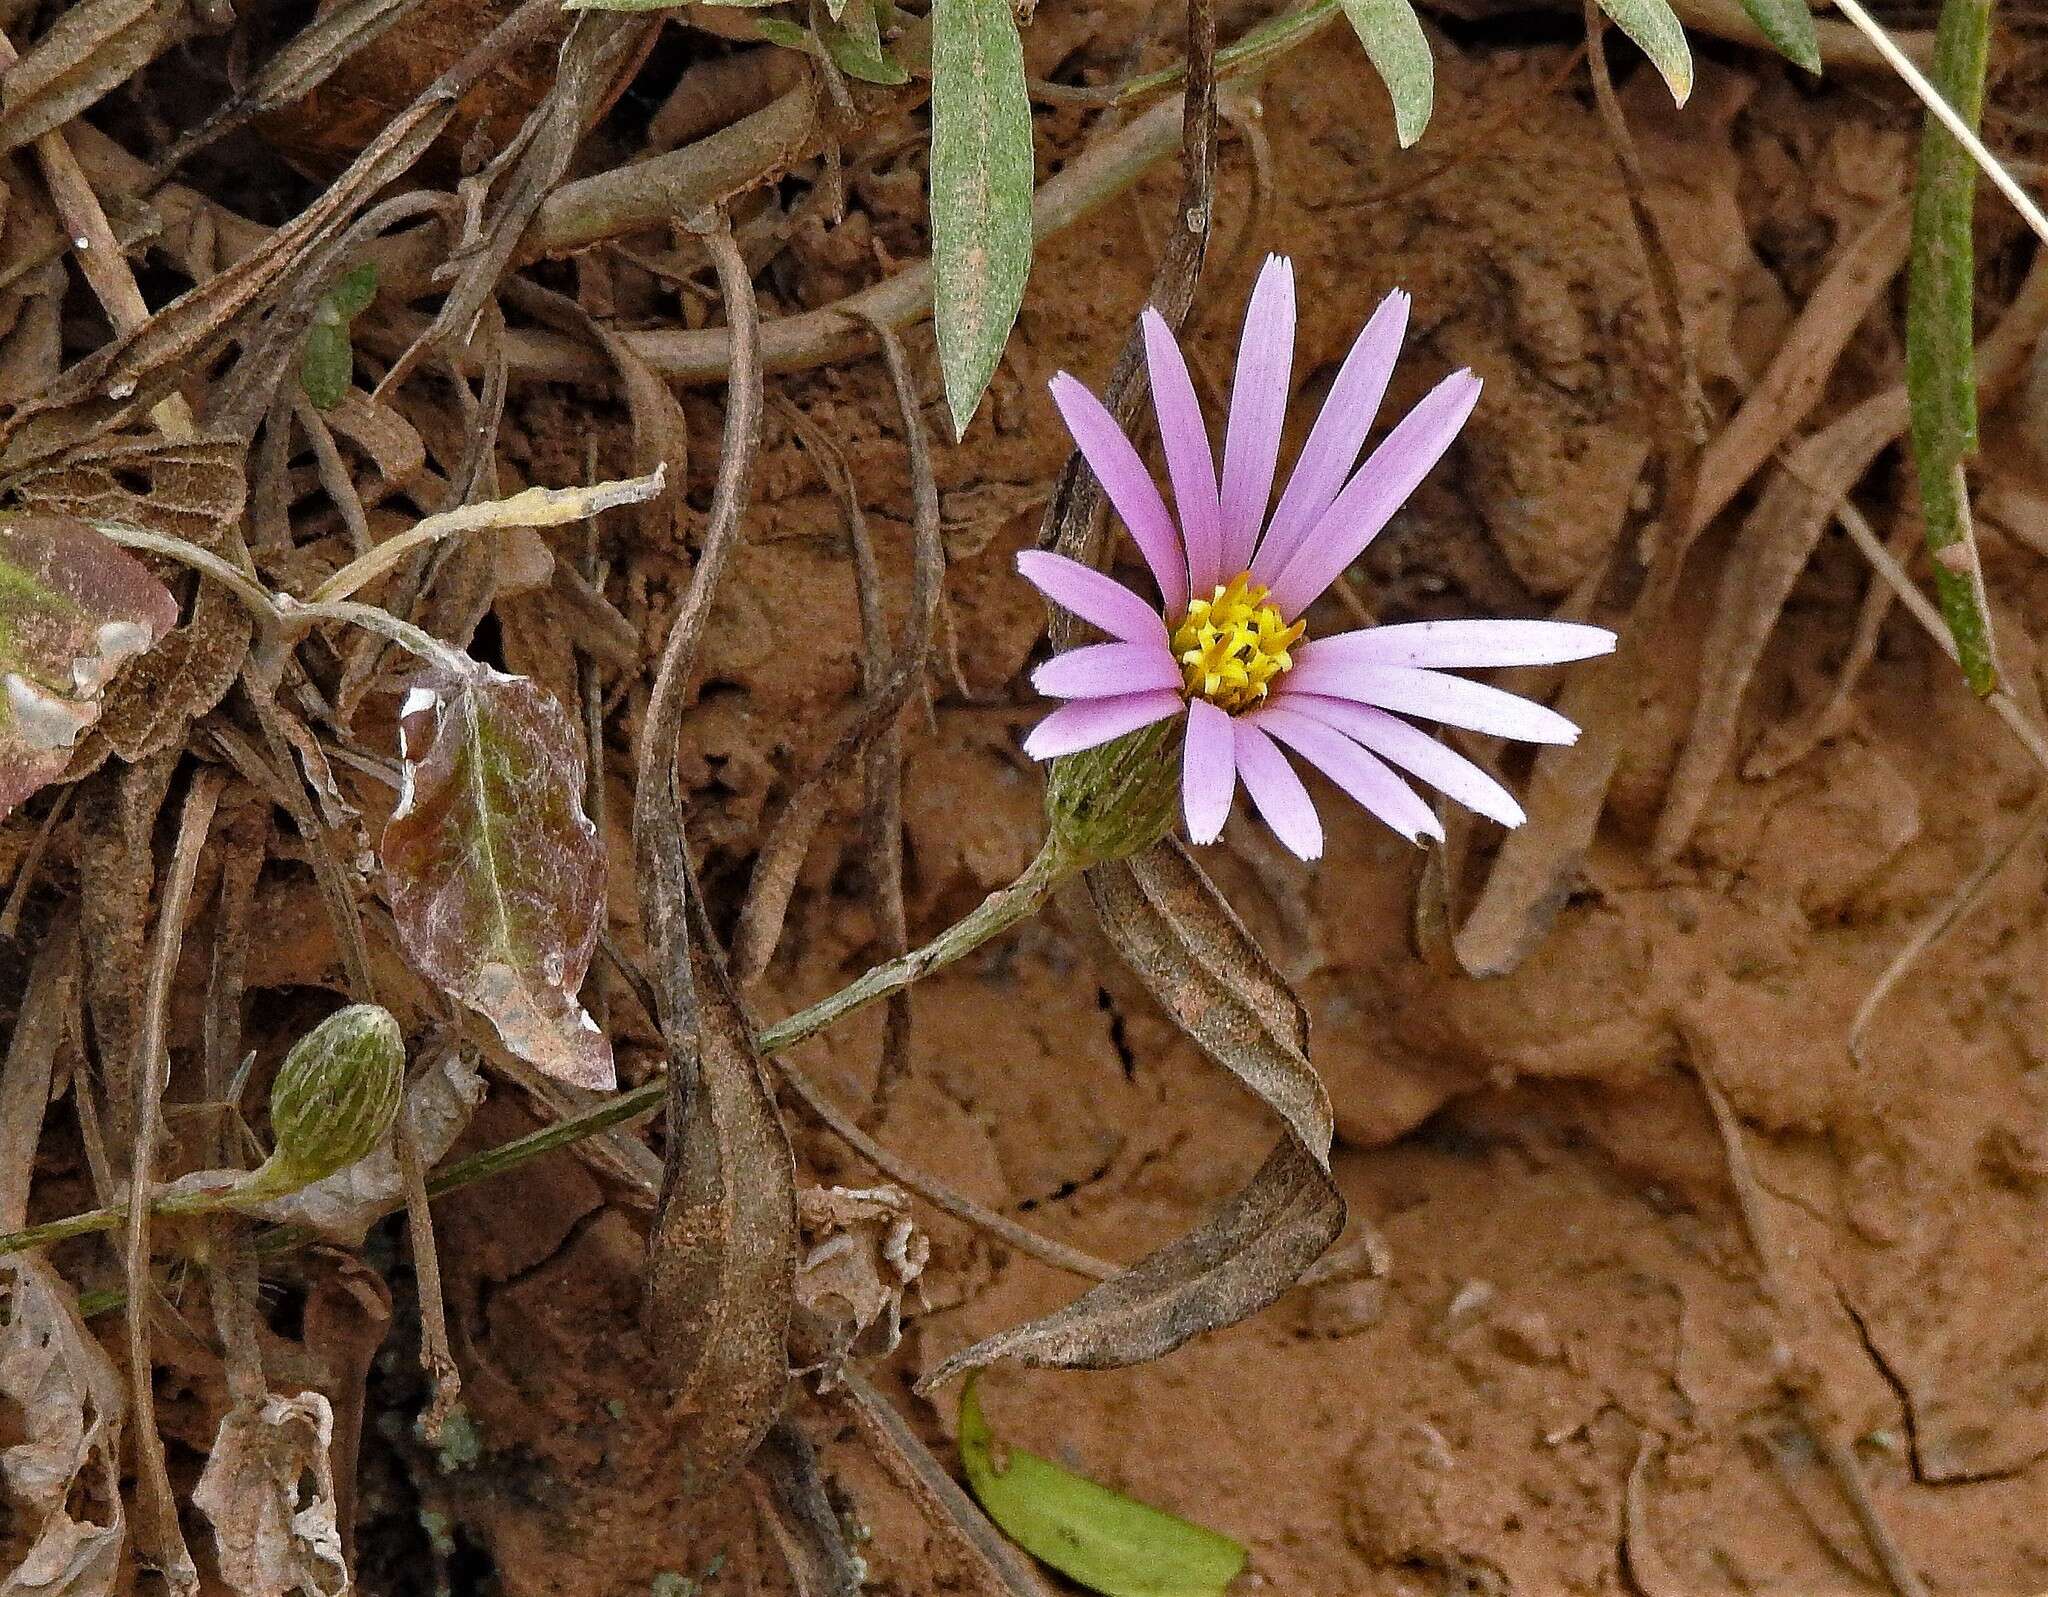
left=1170, top=573, right=1307, bottom=714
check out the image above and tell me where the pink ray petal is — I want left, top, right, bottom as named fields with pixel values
left=1252, top=289, right=1409, bottom=587
left=1272, top=692, right=1524, bottom=827
left=1142, top=308, right=1224, bottom=598
left=1282, top=658, right=1580, bottom=744
left=1266, top=368, right=1482, bottom=619
left=1022, top=690, right=1184, bottom=760
left=1050, top=374, right=1188, bottom=612
left=1231, top=719, right=1324, bottom=861
left=1296, top=619, right=1615, bottom=671
left=1217, top=255, right=1296, bottom=578
left=1252, top=705, right=1442, bottom=843
left=1032, top=640, right=1182, bottom=699
left=1181, top=699, right=1237, bottom=844
left=1016, top=551, right=1169, bottom=645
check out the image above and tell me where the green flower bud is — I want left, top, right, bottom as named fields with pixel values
left=1045, top=720, right=1182, bottom=867
left=244, top=1005, right=406, bottom=1197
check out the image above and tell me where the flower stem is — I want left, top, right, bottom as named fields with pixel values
left=35, top=841, right=1079, bottom=1291
left=428, top=837, right=1077, bottom=1198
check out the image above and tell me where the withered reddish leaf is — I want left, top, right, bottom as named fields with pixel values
left=922, top=840, right=1341, bottom=1385
left=0, top=514, right=177, bottom=819
left=382, top=666, right=614, bottom=1089
left=12, top=437, right=254, bottom=766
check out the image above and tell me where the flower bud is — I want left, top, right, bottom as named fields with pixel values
left=1044, top=720, right=1181, bottom=866
left=246, top=1005, right=406, bottom=1196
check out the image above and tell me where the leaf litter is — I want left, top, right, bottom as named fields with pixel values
left=1, top=0, right=2045, bottom=1593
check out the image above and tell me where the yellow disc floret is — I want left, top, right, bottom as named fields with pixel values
left=1170, top=573, right=1307, bottom=714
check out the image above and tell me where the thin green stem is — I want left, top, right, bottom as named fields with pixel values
left=431, top=837, right=1075, bottom=1195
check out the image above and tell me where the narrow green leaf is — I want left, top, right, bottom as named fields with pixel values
left=930, top=0, right=1034, bottom=439
left=1336, top=0, right=1433, bottom=148
left=753, top=17, right=809, bottom=46
left=1594, top=0, right=1692, bottom=106
left=959, top=1380, right=1246, bottom=1597
left=821, top=0, right=909, bottom=84
left=1907, top=0, right=1995, bottom=694
left=1736, top=0, right=1820, bottom=74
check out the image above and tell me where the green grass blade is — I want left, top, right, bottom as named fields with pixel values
left=1594, top=0, right=1693, bottom=105
left=1337, top=0, right=1434, bottom=148
left=931, top=0, right=1034, bottom=439
left=1906, top=0, right=1996, bottom=694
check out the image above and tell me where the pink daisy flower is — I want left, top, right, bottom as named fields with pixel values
left=1020, top=256, right=1616, bottom=862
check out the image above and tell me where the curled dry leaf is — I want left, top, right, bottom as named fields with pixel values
left=0, top=1257, right=126, bottom=1597
left=794, top=1184, right=929, bottom=1380
left=922, top=841, right=1341, bottom=1387
left=643, top=885, right=799, bottom=1495
left=192, top=1393, right=349, bottom=1597
left=383, top=667, right=614, bottom=1090
left=10, top=437, right=254, bottom=768
left=0, top=514, right=177, bottom=820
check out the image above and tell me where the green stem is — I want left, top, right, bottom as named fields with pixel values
left=1905, top=0, right=1997, bottom=695
left=49, top=839, right=1079, bottom=1295
left=1, top=1181, right=239, bottom=1259
left=431, top=836, right=1076, bottom=1196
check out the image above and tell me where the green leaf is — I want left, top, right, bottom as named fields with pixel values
left=821, top=0, right=909, bottom=84
left=959, top=1379, right=1246, bottom=1597
left=1594, top=0, right=1692, bottom=106
left=1736, top=0, right=1820, bottom=74
left=299, top=320, right=354, bottom=411
left=753, top=16, right=809, bottom=45
left=0, top=514, right=177, bottom=820
left=930, top=0, right=1034, bottom=439
left=1336, top=0, right=1433, bottom=148
left=1907, top=0, right=1996, bottom=694
left=329, top=262, right=379, bottom=319
left=300, top=264, right=379, bottom=410
left=381, top=664, right=615, bottom=1090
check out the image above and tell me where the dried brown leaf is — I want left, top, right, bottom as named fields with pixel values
left=794, top=1184, right=928, bottom=1377
left=1654, top=249, right=2048, bottom=859
left=643, top=882, right=798, bottom=1495
left=1086, top=839, right=1332, bottom=1158
left=0, top=1257, right=125, bottom=1597
left=383, top=667, right=613, bottom=1089
left=405, top=13, right=653, bottom=375
left=11, top=438, right=253, bottom=764
left=0, top=515, right=177, bottom=819
left=0, top=3, right=558, bottom=470
left=191, top=1393, right=349, bottom=1597
left=0, top=0, right=186, bottom=158
left=921, top=1138, right=1339, bottom=1385
left=921, top=840, right=1341, bottom=1385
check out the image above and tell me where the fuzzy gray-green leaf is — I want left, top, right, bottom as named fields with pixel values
left=1336, top=0, right=1433, bottom=147
left=1595, top=0, right=1692, bottom=105
left=930, top=0, right=1034, bottom=439
left=1735, top=0, right=1820, bottom=73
